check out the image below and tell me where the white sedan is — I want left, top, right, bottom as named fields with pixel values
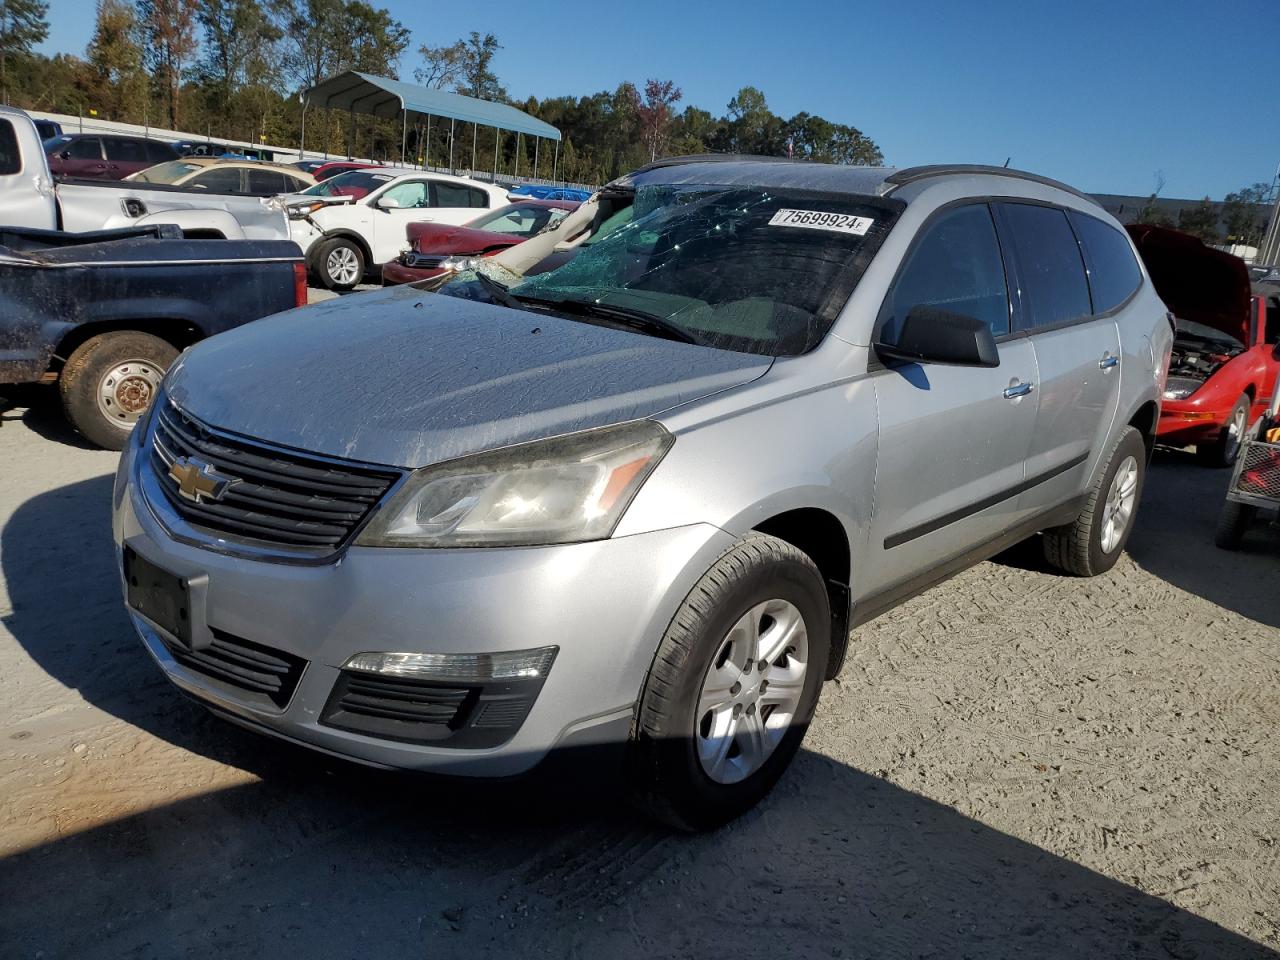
left=285, top=169, right=511, bottom=289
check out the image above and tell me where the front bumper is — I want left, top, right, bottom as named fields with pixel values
left=381, top=260, right=446, bottom=286
left=112, top=440, right=732, bottom=776
left=1157, top=397, right=1232, bottom=446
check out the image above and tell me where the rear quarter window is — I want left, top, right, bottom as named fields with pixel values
left=0, top=120, right=20, bottom=175
left=998, top=202, right=1092, bottom=328
left=1067, top=210, right=1143, bottom=313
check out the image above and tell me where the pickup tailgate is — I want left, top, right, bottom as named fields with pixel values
left=55, top=178, right=291, bottom=241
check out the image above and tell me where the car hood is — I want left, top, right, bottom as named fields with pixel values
left=409, top=223, right=521, bottom=254
left=1127, top=224, right=1251, bottom=342
left=164, top=285, right=772, bottom=469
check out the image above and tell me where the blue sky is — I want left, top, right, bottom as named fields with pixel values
left=42, top=0, right=1278, bottom=199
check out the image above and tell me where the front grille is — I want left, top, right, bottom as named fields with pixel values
left=148, top=402, right=400, bottom=552
left=1237, top=438, right=1280, bottom=499
left=401, top=252, right=449, bottom=269
left=321, top=671, right=541, bottom=748
left=159, top=628, right=306, bottom=709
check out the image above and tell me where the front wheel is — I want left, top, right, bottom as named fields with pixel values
left=1042, top=426, right=1147, bottom=576
left=59, top=332, right=177, bottom=450
left=1197, top=393, right=1251, bottom=468
left=314, top=237, right=364, bottom=291
left=628, top=534, right=830, bottom=831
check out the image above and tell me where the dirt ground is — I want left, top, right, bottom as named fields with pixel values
left=1, top=385, right=1277, bottom=959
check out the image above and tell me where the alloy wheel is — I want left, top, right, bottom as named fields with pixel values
left=1100, top=455, right=1139, bottom=554
left=695, top=598, right=809, bottom=785
left=326, top=246, right=360, bottom=286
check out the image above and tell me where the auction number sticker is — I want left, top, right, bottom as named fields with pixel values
left=768, top=208, right=873, bottom=235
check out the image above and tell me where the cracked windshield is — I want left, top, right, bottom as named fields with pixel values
left=453, top=185, right=891, bottom=355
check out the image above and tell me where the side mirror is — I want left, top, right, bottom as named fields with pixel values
left=59, top=150, right=72, bottom=160
left=874, top=306, right=1000, bottom=367
left=376, top=197, right=401, bottom=211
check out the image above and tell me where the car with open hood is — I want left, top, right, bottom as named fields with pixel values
left=1132, top=225, right=1280, bottom=465
left=114, top=158, right=1172, bottom=829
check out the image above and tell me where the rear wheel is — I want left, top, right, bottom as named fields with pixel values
left=1197, top=393, right=1250, bottom=467
left=1042, top=426, right=1147, bottom=576
left=1214, top=500, right=1256, bottom=550
left=314, top=237, right=364, bottom=290
left=628, top=534, right=830, bottom=831
left=59, top=332, right=176, bottom=450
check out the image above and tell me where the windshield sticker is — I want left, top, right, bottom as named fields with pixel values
left=371, top=174, right=394, bottom=181
left=768, top=209, right=873, bottom=235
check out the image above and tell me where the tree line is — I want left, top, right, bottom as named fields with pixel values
left=6, top=0, right=881, bottom=182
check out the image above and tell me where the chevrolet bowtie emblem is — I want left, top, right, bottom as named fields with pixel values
left=168, top=457, right=237, bottom=503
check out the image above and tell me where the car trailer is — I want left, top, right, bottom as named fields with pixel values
left=1215, top=387, right=1280, bottom=548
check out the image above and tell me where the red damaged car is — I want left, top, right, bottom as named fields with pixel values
left=382, top=199, right=578, bottom=285
left=1129, top=225, right=1280, bottom=466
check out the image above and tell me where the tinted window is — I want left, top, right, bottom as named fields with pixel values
left=434, top=181, right=488, bottom=208
left=246, top=168, right=290, bottom=195
left=881, top=203, right=1010, bottom=340
left=0, top=120, right=20, bottom=175
left=61, top=137, right=103, bottom=160
left=1067, top=210, right=1142, bottom=313
left=381, top=180, right=430, bottom=208
left=189, top=167, right=244, bottom=193
left=104, top=138, right=150, bottom=163
left=999, top=203, right=1092, bottom=328
left=145, top=140, right=176, bottom=163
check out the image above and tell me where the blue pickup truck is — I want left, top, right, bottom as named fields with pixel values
left=0, top=224, right=304, bottom=448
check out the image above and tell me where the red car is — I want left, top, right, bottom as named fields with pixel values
left=44, top=133, right=179, bottom=180
left=1130, top=225, right=1280, bottom=465
left=382, top=199, right=579, bottom=285
left=311, top=161, right=378, bottom=182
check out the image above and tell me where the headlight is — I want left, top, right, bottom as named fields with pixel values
left=439, top=255, right=481, bottom=272
left=356, top=421, right=673, bottom=548
left=1163, top=377, right=1202, bottom=401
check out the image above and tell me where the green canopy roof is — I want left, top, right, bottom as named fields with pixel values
left=303, top=71, right=561, bottom=141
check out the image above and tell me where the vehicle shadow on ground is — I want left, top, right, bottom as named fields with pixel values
left=2, top=476, right=1277, bottom=957
left=0, top=383, right=97, bottom=449
left=993, top=448, right=1280, bottom=628
left=1125, top=448, right=1280, bottom=628
left=0, top=746, right=1273, bottom=958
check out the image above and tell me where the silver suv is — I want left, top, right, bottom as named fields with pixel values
left=113, top=159, right=1173, bottom=830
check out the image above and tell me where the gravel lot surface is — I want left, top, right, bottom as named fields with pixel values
left=0, top=382, right=1277, bottom=959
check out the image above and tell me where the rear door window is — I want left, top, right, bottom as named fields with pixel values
left=879, top=203, right=1011, bottom=341
left=998, top=202, right=1092, bottom=328
left=1066, top=210, right=1143, bottom=313
left=145, top=140, right=176, bottom=163
left=433, top=181, right=489, bottom=208
left=105, top=138, right=150, bottom=164
left=188, top=167, right=245, bottom=193
left=246, top=168, right=290, bottom=195
left=0, top=120, right=20, bottom=175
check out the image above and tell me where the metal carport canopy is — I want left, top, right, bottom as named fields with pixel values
left=302, top=71, right=561, bottom=141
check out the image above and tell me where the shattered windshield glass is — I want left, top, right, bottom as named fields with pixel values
left=502, top=183, right=894, bottom=356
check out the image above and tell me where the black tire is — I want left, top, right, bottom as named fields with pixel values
left=1042, top=425, right=1147, bottom=577
left=59, top=332, right=176, bottom=450
left=313, top=236, right=364, bottom=291
left=1214, top=500, right=1255, bottom=550
left=1197, top=393, right=1251, bottom=468
left=628, top=533, right=831, bottom=832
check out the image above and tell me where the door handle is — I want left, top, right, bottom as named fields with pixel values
left=1099, top=354, right=1119, bottom=370
left=1003, top=381, right=1034, bottom=399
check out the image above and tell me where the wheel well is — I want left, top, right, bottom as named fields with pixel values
left=1128, top=400, right=1159, bottom=458
left=53, top=319, right=202, bottom=370
left=753, top=508, right=852, bottom=681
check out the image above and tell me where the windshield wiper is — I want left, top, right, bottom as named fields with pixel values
left=470, top=270, right=525, bottom=310
left=514, top=294, right=702, bottom=345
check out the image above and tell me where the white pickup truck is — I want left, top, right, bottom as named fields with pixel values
left=0, top=106, right=290, bottom=240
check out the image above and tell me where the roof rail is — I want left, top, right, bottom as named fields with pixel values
left=632, top=153, right=798, bottom=174
left=884, top=164, right=1099, bottom=206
